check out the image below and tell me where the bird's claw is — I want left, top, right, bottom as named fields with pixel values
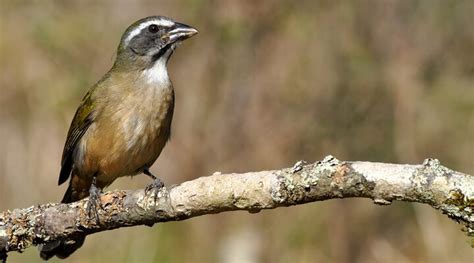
left=145, top=177, right=164, bottom=203
left=86, top=182, right=102, bottom=224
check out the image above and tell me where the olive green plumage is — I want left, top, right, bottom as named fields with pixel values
left=39, top=15, right=197, bottom=260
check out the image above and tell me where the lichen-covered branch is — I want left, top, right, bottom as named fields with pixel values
left=1, top=156, right=473, bottom=261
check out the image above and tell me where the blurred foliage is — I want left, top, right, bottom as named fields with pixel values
left=1, top=0, right=473, bottom=262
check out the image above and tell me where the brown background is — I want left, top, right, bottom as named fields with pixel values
left=1, top=0, right=473, bottom=262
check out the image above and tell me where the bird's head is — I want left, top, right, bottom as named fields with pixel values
left=114, top=16, right=198, bottom=70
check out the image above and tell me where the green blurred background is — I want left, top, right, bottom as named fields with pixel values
left=1, top=0, right=473, bottom=262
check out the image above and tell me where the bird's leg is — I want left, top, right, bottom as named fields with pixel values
left=144, top=168, right=164, bottom=202
left=87, top=175, right=102, bottom=223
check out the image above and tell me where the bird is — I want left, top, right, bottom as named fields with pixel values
left=39, top=15, right=198, bottom=260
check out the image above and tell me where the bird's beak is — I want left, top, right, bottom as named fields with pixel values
left=166, top=23, right=198, bottom=44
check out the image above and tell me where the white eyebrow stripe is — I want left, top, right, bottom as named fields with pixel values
left=124, top=19, right=175, bottom=45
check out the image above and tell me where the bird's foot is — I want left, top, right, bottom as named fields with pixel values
left=86, top=178, right=102, bottom=224
left=144, top=169, right=164, bottom=203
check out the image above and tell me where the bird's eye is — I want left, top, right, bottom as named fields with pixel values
left=148, top=24, right=159, bottom=33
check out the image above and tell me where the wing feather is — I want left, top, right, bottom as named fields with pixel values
left=58, top=91, right=96, bottom=185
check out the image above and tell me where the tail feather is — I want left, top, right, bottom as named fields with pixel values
left=39, top=182, right=87, bottom=260
left=61, top=183, right=75, bottom=204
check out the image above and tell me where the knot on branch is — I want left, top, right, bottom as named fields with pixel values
left=412, top=158, right=474, bottom=245
left=271, top=155, right=375, bottom=205
left=271, top=156, right=339, bottom=204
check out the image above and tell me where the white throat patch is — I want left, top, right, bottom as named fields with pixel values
left=124, top=18, right=175, bottom=46
left=142, top=57, right=171, bottom=86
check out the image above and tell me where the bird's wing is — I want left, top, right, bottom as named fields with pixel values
left=57, top=90, right=96, bottom=185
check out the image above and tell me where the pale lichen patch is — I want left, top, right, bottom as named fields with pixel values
left=271, top=155, right=341, bottom=204
left=270, top=170, right=291, bottom=204
left=291, top=160, right=307, bottom=173
left=137, top=188, right=167, bottom=211
left=442, top=189, right=474, bottom=245
left=313, top=155, right=340, bottom=176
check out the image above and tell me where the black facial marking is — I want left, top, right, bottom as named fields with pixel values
left=152, top=43, right=173, bottom=61
left=126, top=19, right=183, bottom=60
left=128, top=27, right=163, bottom=56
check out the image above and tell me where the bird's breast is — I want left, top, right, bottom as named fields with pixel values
left=79, top=82, right=174, bottom=183
left=120, top=87, right=174, bottom=151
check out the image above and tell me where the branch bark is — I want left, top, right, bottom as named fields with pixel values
left=1, top=156, right=473, bottom=261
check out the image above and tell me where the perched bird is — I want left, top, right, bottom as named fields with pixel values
left=39, top=16, right=198, bottom=260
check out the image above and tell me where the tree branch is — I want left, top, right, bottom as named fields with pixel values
left=1, top=156, right=473, bottom=260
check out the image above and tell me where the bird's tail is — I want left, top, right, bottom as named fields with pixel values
left=39, top=181, right=88, bottom=260
left=60, top=182, right=76, bottom=204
